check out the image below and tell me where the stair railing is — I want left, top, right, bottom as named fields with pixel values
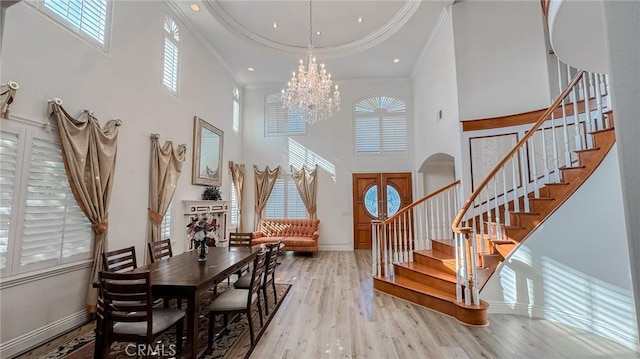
left=452, top=62, right=612, bottom=306
left=372, top=180, right=460, bottom=277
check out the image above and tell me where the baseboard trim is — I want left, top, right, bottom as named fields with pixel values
left=0, top=310, right=88, bottom=358
left=488, top=301, right=639, bottom=351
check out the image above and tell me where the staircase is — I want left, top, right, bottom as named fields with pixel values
left=372, top=64, right=614, bottom=326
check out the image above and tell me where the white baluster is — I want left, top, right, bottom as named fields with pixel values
left=550, top=113, right=561, bottom=183
left=501, top=166, right=510, bottom=228
left=511, top=155, right=520, bottom=213
left=594, top=72, right=604, bottom=130
left=455, top=232, right=462, bottom=302
left=493, top=177, right=502, bottom=242
left=582, top=76, right=594, bottom=148
left=520, top=146, right=531, bottom=212
left=430, top=200, right=436, bottom=239
left=569, top=68, right=583, bottom=151
left=557, top=59, right=572, bottom=167
left=540, top=120, right=550, bottom=184
left=408, top=210, right=414, bottom=262
left=393, top=220, right=399, bottom=264
left=530, top=137, right=540, bottom=198
left=372, top=223, right=378, bottom=275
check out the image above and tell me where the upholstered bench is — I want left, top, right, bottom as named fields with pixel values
left=252, top=218, right=320, bottom=255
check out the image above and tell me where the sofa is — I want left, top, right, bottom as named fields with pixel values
left=252, top=218, right=320, bottom=255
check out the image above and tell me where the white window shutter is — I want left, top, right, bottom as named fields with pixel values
left=160, top=203, right=171, bottom=240
left=230, top=182, right=239, bottom=226
left=287, top=181, right=307, bottom=219
left=0, top=131, right=19, bottom=270
left=43, top=0, right=109, bottom=45
left=264, top=179, right=285, bottom=218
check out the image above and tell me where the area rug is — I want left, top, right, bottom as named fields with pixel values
left=16, top=283, right=291, bottom=359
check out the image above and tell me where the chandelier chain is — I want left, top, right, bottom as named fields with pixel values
left=309, top=0, right=313, bottom=49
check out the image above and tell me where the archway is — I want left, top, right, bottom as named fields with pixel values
left=418, top=153, right=456, bottom=196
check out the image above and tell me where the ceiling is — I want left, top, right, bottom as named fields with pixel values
left=168, top=0, right=451, bottom=87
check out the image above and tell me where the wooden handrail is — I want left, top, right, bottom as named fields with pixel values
left=452, top=70, right=585, bottom=234
left=541, top=0, right=550, bottom=17
left=380, top=180, right=460, bottom=226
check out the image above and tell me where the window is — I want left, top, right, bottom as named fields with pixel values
left=232, top=87, right=240, bottom=134
left=354, top=96, right=408, bottom=155
left=230, top=182, right=238, bottom=226
left=264, top=178, right=306, bottom=219
left=0, top=123, right=93, bottom=276
left=162, top=17, right=180, bottom=94
left=265, top=92, right=306, bottom=136
left=160, top=203, right=171, bottom=240
left=40, top=0, right=111, bottom=48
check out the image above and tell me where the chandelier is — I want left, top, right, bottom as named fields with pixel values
left=281, top=0, right=341, bottom=125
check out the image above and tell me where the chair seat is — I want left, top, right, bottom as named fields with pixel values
left=233, top=273, right=262, bottom=289
left=209, top=288, right=257, bottom=312
left=113, top=308, right=185, bottom=335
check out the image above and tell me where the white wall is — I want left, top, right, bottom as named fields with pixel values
left=452, top=1, right=551, bottom=120
left=0, top=2, right=241, bottom=354
left=482, top=147, right=639, bottom=350
left=242, top=78, right=414, bottom=251
left=412, top=7, right=463, bottom=196
left=602, top=0, right=640, bottom=338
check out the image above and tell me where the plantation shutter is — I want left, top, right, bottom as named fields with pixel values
left=266, top=93, right=306, bottom=136
left=160, top=203, right=171, bottom=240
left=232, top=99, right=240, bottom=134
left=163, top=38, right=179, bottom=93
left=264, top=179, right=285, bottom=218
left=0, top=131, right=19, bottom=270
left=355, top=117, right=381, bottom=154
left=230, top=182, right=239, bottom=226
left=382, top=116, right=408, bottom=152
left=43, top=0, right=108, bottom=44
left=286, top=180, right=307, bottom=218
left=21, top=137, right=93, bottom=266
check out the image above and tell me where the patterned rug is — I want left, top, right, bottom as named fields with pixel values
left=16, top=283, right=291, bottom=359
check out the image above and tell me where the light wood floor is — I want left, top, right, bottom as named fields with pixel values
left=248, top=251, right=640, bottom=359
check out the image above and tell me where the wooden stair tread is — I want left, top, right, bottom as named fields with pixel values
left=415, top=249, right=453, bottom=260
left=560, top=165, right=586, bottom=170
left=374, top=275, right=457, bottom=302
left=396, top=262, right=457, bottom=283
left=544, top=182, right=570, bottom=186
left=574, top=147, right=601, bottom=153
left=589, top=127, right=615, bottom=135
left=491, top=239, right=516, bottom=245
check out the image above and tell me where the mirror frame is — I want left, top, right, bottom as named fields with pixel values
left=192, top=116, right=223, bottom=187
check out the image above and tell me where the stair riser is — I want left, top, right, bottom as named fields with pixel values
left=592, top=128, right=615, bottom=148
left=577, top=149, right=601, bottom=167
left=373, top=278, right=456, bottom=317
left=560, top=167, right=589, bottom=183
left=394, top=266, right=457, bottom=293
left=431, top=240, right=455, bottom=256
left=413, top=253, right=457, bottom=274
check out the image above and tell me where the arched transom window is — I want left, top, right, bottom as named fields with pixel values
left=354, top=96, right=408, bottom=155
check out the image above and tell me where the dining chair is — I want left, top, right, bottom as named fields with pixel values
left=207, top=250, right=267, bottom=350
left=147, top=239, right=182, bottom=308
left=102, top=246, right=137, bottom=272
left=147, top=239, right=173, bottom=263
left=234, top=241, right=281, bottom=315
left=227, top=232, right=253, bottom=284
left=95, top=270, right=185, bottom=358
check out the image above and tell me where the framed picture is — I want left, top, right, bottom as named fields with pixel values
left=192, top=116, right=223, bottom=186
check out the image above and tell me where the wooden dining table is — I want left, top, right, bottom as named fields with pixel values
left=136, top=246, right=261, bottom=358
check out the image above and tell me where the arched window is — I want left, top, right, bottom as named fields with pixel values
left=354, top=96, right=408, bottom=155
left=40, top=0, right=112, bottom=49
left=162, top=17, right=180, bottom=94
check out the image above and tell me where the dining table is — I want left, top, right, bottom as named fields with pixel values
left=136, top=246, right=261, bottom=358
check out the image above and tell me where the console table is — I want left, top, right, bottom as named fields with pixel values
left=183, top=200, right=229, bottom=248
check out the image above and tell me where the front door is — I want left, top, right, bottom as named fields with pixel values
left=352, top=172, right=412, bottom=249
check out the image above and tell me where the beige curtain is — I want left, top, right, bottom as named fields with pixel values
left=254, top=165, right=280, bottom=230
left=0, top=81, right=19, bottom=118
left=291, top=165, right=318, bottom=219
left=229, top=161, right=245, bottom=232
left=147, top=134, right=186, bottom=262
left=50, top=104, right=121, bottom=313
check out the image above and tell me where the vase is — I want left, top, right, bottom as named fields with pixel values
left=197, top=243, right=208, bottom=262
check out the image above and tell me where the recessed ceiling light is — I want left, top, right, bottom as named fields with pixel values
left=190, top=4, right=200, bottom=11
left=357, top=17, right=364, bottom=23
left=393, top=58, right=400, bottom=63
left=316, top=31, right=322, bottom=35
left=273, top=22, right=278, bottom=28
left=248, top=67, right=255, bottom=72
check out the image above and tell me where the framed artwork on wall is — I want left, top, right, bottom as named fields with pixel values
left=192, top=116, right=223, bottom=186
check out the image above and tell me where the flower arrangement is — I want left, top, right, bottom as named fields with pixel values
left=186, top=212, right=219, bottom=249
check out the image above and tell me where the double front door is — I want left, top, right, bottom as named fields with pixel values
left=352, top=172, right=412, bottom=249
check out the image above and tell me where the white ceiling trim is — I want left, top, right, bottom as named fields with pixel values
left=202, top=0, right=422, bottom=57
left=164, top=0, right=246, bottom=86
left=411, top=5, right=450, bottom=79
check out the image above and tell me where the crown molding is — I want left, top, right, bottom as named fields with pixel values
left=411, top=5, right=450, bottom=78
left=202, top=0, right=421, bottom=57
